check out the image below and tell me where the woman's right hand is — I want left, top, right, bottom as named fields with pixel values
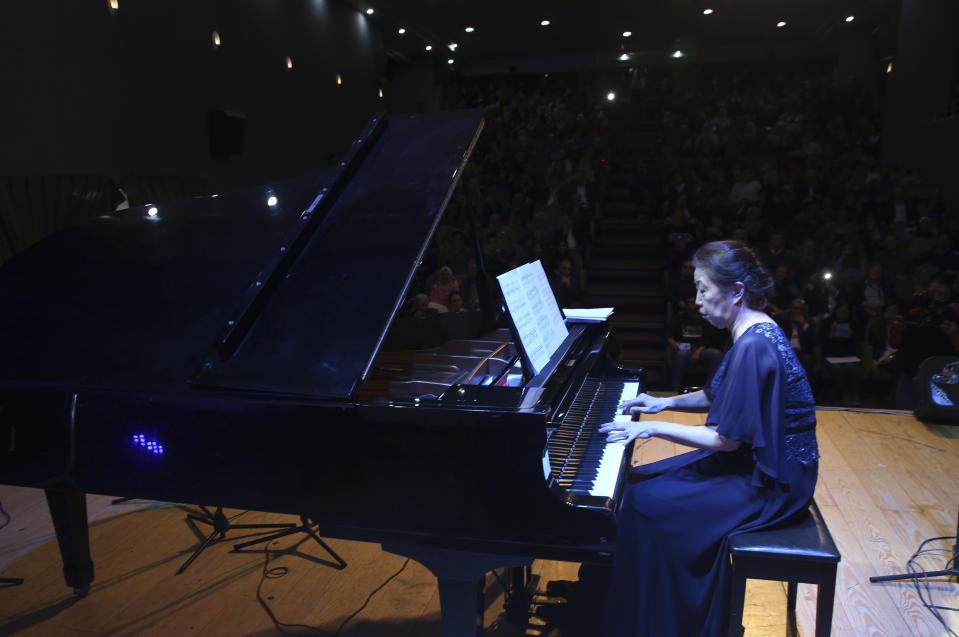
left=620, top=393, right=672, bottom=415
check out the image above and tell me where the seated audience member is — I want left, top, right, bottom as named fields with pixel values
left=767, top=265, right=802, bottom=315
left=429, top=265, right=460, bottom=308
left=851, top=263, right=891, bottom=319
left=409, top=293, right=438, bottom=319
left=667, top=259, right=697, bottom=318
left=759, top=229, right=795, bottom=273
left=447, top=290, right=467, bottom=313
left=862, top=302, right=901, bottom=401
left=666, top=297, right=725, bottom=392
left=550, top=258, right=584, bottom=307
left=821, top=302, right=862, bottom=405
left=775, top=298, right=819, bottom=382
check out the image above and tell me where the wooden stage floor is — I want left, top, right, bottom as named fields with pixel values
left=1, top=409, right=957, bottom=636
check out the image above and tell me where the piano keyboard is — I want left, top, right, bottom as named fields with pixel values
left=546, top=379, right=639, bottom=499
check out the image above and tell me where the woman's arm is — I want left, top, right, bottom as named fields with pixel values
left=599, top=419, right=741, bottom=451
left=620, top=390, right=711, bottom=415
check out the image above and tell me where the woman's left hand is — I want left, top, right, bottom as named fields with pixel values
left=599, top=420, right=657, bottom=444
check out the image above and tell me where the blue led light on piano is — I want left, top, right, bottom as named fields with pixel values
left=131, top=433, right=165, bottom=455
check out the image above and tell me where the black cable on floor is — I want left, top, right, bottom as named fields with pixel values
left=255, top=540, right=410, bottom=635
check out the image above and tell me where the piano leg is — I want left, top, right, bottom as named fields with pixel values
left=44, top=489, right=94, bottom=597
left=382, top=544, right=532, bottom=637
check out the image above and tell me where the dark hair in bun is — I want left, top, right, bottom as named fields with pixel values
left=692, top=240, right=773, bottom=310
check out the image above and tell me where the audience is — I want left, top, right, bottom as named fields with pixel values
left=396, top=64, right=957, bottom=409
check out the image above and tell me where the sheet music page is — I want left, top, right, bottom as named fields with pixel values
left=497, top=260, right=569, bottom=375
left=524, top=261, right=570, bottom=351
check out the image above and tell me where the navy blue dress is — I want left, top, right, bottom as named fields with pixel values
left=606, top=322, right=819, bottom=637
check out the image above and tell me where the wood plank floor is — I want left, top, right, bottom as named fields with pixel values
left=0, top=409, right=957, bottom=636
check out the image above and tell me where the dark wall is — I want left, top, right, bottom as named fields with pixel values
left=0, top=0, right=381, bottom=191
left=881, top=0, right=959, bottom=204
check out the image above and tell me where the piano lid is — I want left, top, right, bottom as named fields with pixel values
left=0, top=110, right=484, bottom=399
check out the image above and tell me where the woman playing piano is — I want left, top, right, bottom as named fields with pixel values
left=598, top=239, right=819, bottom=637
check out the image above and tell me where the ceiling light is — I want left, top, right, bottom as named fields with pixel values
left=540, top=20, right=550, bottom=27
left=672, top=50, right=684, bottom=58
left=464, top=27, right=475, bottom=33
left=777, top=21, right=787, bottom=28
left=607, top=92, right=616, bottom=102
left=398, top=28, right=406, bottom=34
left=703, top=9, right=714, bottom=15
left=285, top=56, right=293, bottom=69
left=448, top=42, right=458, bottom=51
left=845, top=15, right=855, bottom=23
left=447, top=58, right=454, bottom=65
left=378, top=88, right=384, bottom=98
left=267, top=196, right=278, bottom=207
left=147, top=206, right=158, bottom=216
left=212, top=31, right=221, bottom=49
left=886, top=61, right=893, bottom=73
left=623, top=31, right=632, bottom=37
left=619, top=53, right=629, bottom=61
left=336, top=73, right=343, bottom=85
left=366, top=8, right=373, bottom=15
left=107, top=0, right=118, bottom=13
left=425, top=45, right=433, bottom=51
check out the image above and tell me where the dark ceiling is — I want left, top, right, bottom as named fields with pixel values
left=352, top=0, right=900, bottom=70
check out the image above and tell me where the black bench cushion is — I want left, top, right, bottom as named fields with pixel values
left=729, top=501, right=840, bottom=563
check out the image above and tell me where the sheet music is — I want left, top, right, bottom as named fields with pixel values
left=497, top=261, right=569, bottom=375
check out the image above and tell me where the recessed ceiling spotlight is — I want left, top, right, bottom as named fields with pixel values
left=886, top=61, right=893, bottom=73
left=845, top=15, right=855, bottom=23
left=703, top=9, right=714, bottom=15
left=285, top=56, right=293, bottom=69
left=107, top=0, right=118, bottom=14
left=465, top=26, right=475, bottom=33
left=540, top=20, right=550, bottom=27
left=366, top=8, right=373, bottom=15
left=607, top=92, right=616, bottom=102
left=212, top=30, right=221, bottom=49
left=672, top=50, right=684, bottom=58
left=619, top=53, right=629, bottom=61
left=425, top=45, right=433, bottom=51
left=379, top=88, right=384, bottom=98
left=447, top=58, right=454, bottom=64
left=777, top=21, right=787, bottom=28
left=398, top=27, right=406, bottom=34
left=448, top=42, right=458, bottom=51
left=623, top=31, right=632, bottom=37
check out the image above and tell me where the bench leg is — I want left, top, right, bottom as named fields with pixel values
left=787, top=581, right=798, bottom=636
left=727, top=566, right=747, bottom=637
left=814, top=567, right=837, bottom=637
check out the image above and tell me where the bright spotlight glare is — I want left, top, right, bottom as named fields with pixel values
left=619, top=53, right=629, bottom=61
left=672, top=50, right=684, bottom=58
left=777, top=21, right=787, bottom=28
left=606, top=92, right=615, bottom=101
left=703, top=8, right=714, bottom=15
left=845, top=15, right=854, bottom=22
left=267, top=196, right=278, bottom=207
left=540, top=19, right=550, bottom=26
left=365, top=8, right=373, bottom=15
left=623, top=31, right=632, bottom=37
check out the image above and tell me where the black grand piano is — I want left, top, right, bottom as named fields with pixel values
left=0, top=110, right=644, bottom=636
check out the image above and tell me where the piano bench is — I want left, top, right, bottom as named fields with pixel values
left=727, top=500, right=841, bottom=637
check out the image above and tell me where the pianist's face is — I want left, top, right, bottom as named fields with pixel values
left=694, top=268, right=738, bottom=329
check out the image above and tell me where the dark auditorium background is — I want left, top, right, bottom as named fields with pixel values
left=1, top=0, right=959, bottom=406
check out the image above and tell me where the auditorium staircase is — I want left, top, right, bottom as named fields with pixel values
left=585, top=114, right=668, bottom=389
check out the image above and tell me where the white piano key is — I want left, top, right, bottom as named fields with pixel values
left=587, top=414, right=632, bottom=497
